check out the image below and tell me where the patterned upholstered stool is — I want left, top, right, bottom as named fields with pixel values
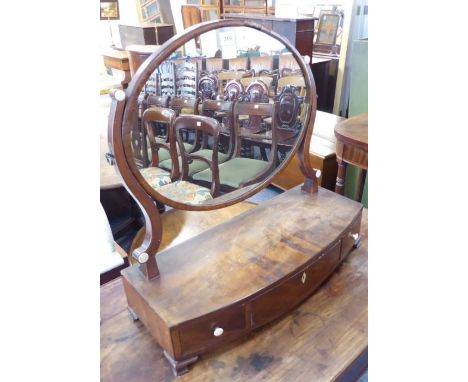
left=139, top=167, right=172, bottom=189
left=158, top=181, right=213, bottom=205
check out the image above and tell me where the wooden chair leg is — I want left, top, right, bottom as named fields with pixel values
left=335, top=160, right=347, bottom=195
left=356, top=169, right=367, bottom=202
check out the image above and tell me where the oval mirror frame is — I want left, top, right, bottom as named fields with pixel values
left=112, top=19, right=317, bottom=211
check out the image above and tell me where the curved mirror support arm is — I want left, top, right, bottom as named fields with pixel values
left=110, top=90, right=163, bottom=280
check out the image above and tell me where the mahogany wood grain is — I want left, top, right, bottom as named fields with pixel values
left=124, top=188, right=359, bottom=324
left=121, top=186, right=362, bottom=372
left=129, top=202, right=257, bottom=265
left=334, top=113, right=368, bottom=201
left=101, top=209, right=368, bottom=382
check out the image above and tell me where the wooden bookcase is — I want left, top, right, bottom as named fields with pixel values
left=137, top=0, right=164, bottom=23
left=186, top=0, right=222, bottom=21
left=223, top=0, right=268, bottom=15
left=136, top=0, right=175, bottom=24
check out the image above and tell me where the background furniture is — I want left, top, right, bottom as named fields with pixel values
left=311, top=56, right=339, bottom=113
left=119, top=24, right=174, bottom=49
left=272, top=111, right=344, bottom=191
left=126, top=44, right=160, bottom=75
left=223, top=0, right=270, bottom=15
left=101, top=209, right=368, bottom=381
left=136, top=0, right=174, bottom=24
left=182, top=4, right=203, bottom=29
left=335, top=113, right=368, bottom=202
left=186, top=0, right=222, bottom=21
left=221, top=14, right=338, bottom=113
left=100, top=135, right=143, bottom=254
left=100, top=241, right=128, bottom=286
left=101, top=48, right=130, bottom=89
left=224, top=14, right=317, bottom=59
left=314, top=12, right=342, bottom=55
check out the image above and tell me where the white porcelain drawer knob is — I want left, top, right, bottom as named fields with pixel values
left=213, top=327, right=224, bottom=337
left=138, top=252, right=149, bottom=263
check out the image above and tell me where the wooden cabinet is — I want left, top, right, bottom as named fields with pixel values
left=137, top=0, right=164, bottom=23
left=223, top=0, right=268, bottom=14
left=119, top=24, right=174, bottom=49
left=136, top=0, right=176, bottom=24
left=224, top=14, right=316, bottom=59
left=187, top=0, right=222, bottom=21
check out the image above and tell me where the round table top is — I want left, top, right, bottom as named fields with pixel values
left=334, top=112, right=368, bottom=151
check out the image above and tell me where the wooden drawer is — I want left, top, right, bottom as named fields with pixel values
left=341, top=213, right=362, bottom=259
left=178, top=304, right=246, bottom=357
left=251, top=239, right=341, bottom=327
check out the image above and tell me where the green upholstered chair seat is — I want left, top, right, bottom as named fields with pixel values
left=180, top=107, right=195, bottom=115
left=148, top=142, right=193, bottom=163
left=192, top=157, right=270, bottom=188
left=139, top=167, right=171, bottom=189
left=158, top=149, right=229, bottom=176
left=158, top=181, right=212, bottom=205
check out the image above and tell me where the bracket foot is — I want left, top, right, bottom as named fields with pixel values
left=163, top=351, right=199, bottom=377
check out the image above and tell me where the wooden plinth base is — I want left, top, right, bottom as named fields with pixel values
left=121, top=186, right=363, bottom=374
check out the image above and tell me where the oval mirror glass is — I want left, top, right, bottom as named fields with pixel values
left=122, top=22, right=311, bottom=209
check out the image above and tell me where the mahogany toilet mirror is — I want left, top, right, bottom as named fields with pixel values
left=108, top=19, right=362, bottom=376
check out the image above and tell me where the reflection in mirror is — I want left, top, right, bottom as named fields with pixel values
left=128, top=26, right=308, bottom=206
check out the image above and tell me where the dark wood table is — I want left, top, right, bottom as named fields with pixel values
left=101, top=48, right=131, bottom=89
left=101, top=209, right=368, bottom=382
left=335, top=113, right=368, bottom=201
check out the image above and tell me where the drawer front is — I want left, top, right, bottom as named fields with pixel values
left=178, top=304, right=246, bottom=357
left=341, top=212, right=362, bottom=259
left=251, top=239, right=341, bottom=328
